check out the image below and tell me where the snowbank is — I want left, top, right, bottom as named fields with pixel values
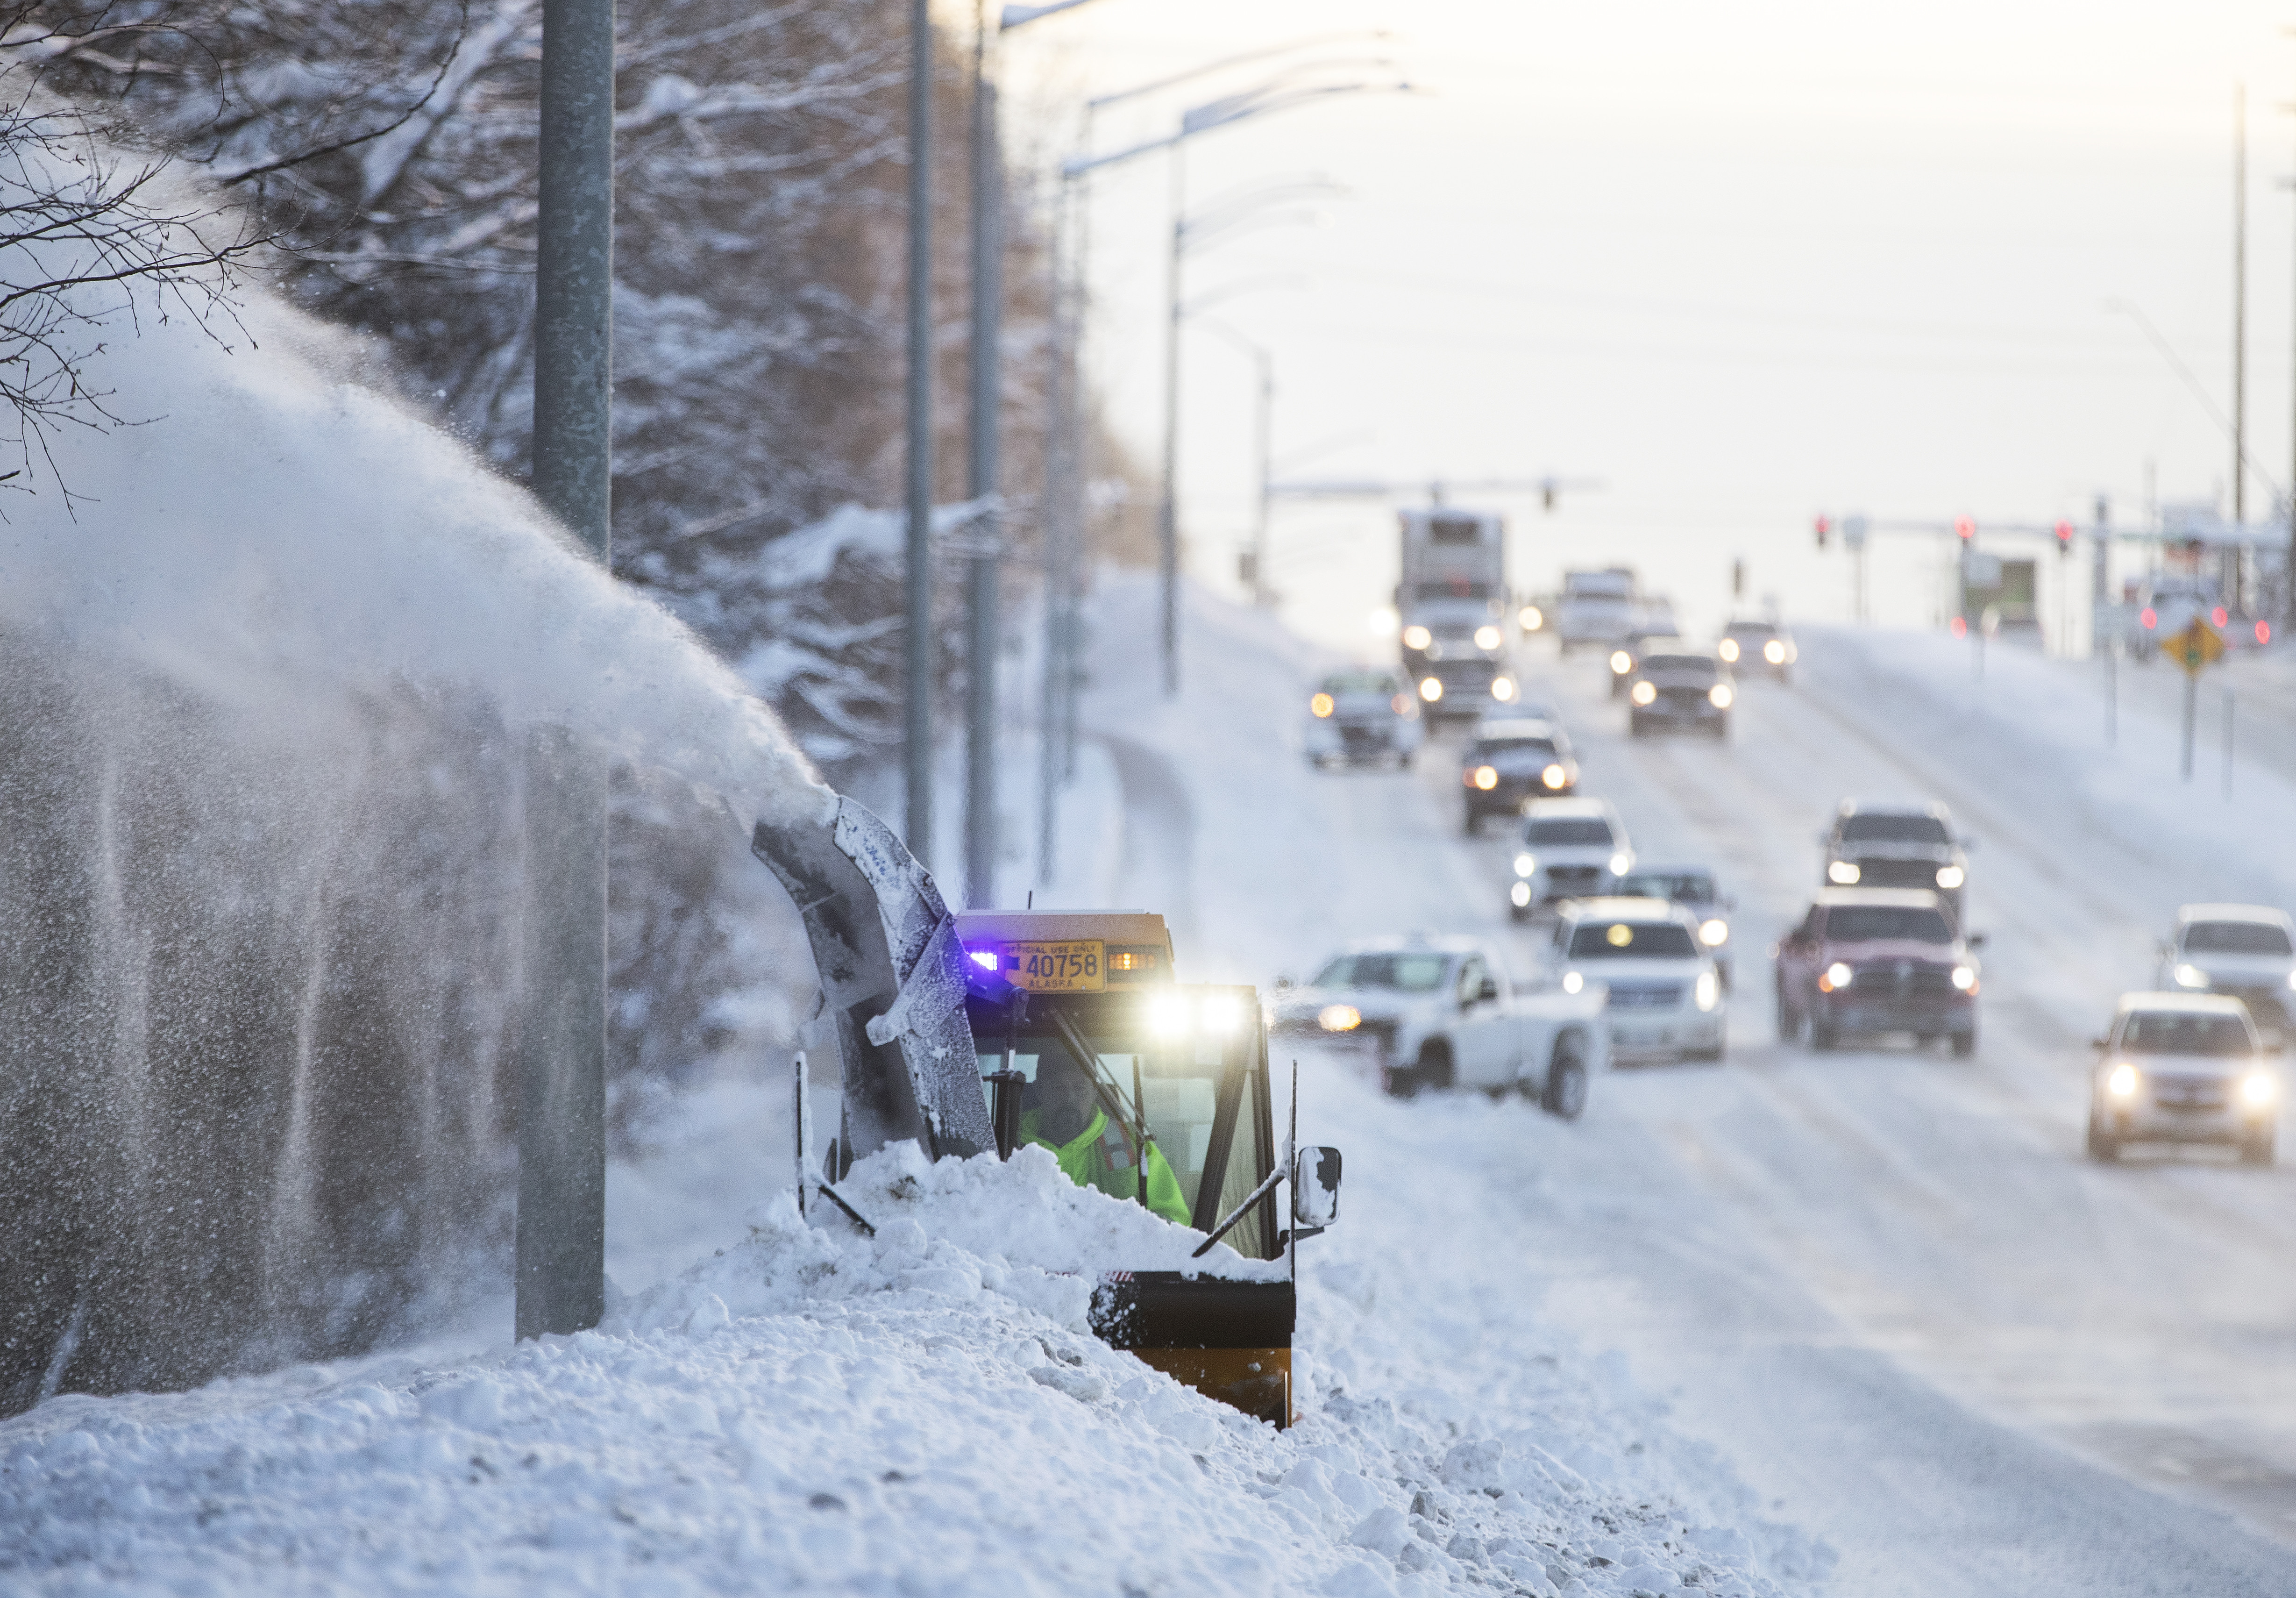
left=3, top=1119, right=1828, bottom=1596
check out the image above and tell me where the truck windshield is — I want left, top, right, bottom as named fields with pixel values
left=2121, top=1012, right=2255, bottom=1056
left=2183, top=921, right=2294, bottom=956
left=1569, top=922, right=1697, bottom=958
left=1415, top=580, right=1492, bottom=600
left=1313, top=952, right=1450, bottom=991
left=968, top=994, right=1273, bottom=1256
left=1826, top=906, right=1952, bottom=943
left=1525, top=818, right=1614, bottom=846
left=1840, top=814, right=1950, bottom=844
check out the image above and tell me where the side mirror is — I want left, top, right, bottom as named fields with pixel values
left=1966, top=933, right=1988, bottom=950
left=2090, top=1037, right=2111, bottom=1052
left=1292, top=1145, right=1342, bottom=1228
left=1477, top=977, right=1500, bottom=1002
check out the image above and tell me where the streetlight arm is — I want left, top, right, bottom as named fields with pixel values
left=1085, top=30, right=1393, bottom=112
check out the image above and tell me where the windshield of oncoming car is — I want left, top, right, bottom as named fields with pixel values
left=1642, top=655, right=1716, bottom=677
left=1727, top=621, right=1776, bottom=636
left=1618, top=872, right=1715, bottom=903
left=2183, top=921, right=2295, bottom=956
left=1825, top=906, right=1953, bottom=943
left=1525, top=818, right=1614, bottom=846
left=1312, top=952, right=1450, bottom=992
left=2120, top=1011, right=2256, bottom=1056
left=1473, top=737, right=1558, bottom=759
left=1322, top=671, right=1397, bottom=695
left=1569, top=921, right=1697, bottom=958
left=1840, top=813, right=1951, bottom=844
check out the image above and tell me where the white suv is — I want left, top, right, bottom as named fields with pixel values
left=1546, top=897, right=1726, bottom=1061
left=2156, top=904, right=2296, bottom=1046
left=1509, top=798, right=1633, bottom=920
left=2088, top=993, right=2278, bottom=1164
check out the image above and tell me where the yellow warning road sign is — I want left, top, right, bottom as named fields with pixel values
left=2169, top=617, right=2225, bottom=677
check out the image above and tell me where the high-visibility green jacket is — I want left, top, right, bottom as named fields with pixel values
left=1022, top=1106, right=1193, bottom=1226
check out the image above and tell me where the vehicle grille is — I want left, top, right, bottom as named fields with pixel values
left=1846, top=963, right=1955, bottom=996
left=1606, top=984, right=1683, bottom=1011
left=1338, top=724, right=1387, bottom=747
left=1851, top=857, right=1940, bottom=890
left=1658, top=687, right=1713, bottom=712
left=1545, top=866, right=1603, bottom=894
left=2150, top=1078, right=2228, bottom=1110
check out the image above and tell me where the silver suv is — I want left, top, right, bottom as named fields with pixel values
left=1509, top=798, right=1633, bottom=920
left=2156, top=904, right=2296, bottom=1046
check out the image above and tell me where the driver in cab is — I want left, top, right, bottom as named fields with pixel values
left=1022, top=1056, right=1192, bottom=1226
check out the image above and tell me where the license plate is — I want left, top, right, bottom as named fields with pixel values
left=1007, top=940, right=1105, bottom=992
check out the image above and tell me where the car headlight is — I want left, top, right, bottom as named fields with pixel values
left=1827, top=860, right=1861, bottom=884
left=2107, top=1062, right=2139, bottom=1099
left=2174, top=963, right=2211, bottom=990
left=1935, top=865, right=1964, bottom=890
left=1695, top=970, right=1720, bottom=1012
left=1510, top=881, right=1533, bottom=907
left=1318, top=1004, right=1361, bottom=1033
left=1310, top=693, right=1334, bottom=718
left=2241, top=1070, right=2277, bottom=1106
left=1820, top=961, right=1853, bottom=992
left=1630, top=680, right=1657, bottom=705
left=1763, top=640, right=1786, bottom=664
left=1402, top=625, right=1431, bottom=650
left=1708, top=683, right=1734, bottom=708
left=1514, top=853, right=1537, bottom=877
left=1699, top=918, right=1728, bottom=946
left=1562, top=970, right=1585, bottom=994
left=1950, top=964, right=1977, bottom=992
left=1609, top=853, right=1630, bottom=876
left=1610, top=650, right=1633, bottom=675
left=1471, top=765, right=1499, bottom=790
left=1147, top=993, right=1190, bottom=1036
left=1520, top=605, right=1543, bottom=630
left=1492, top=677, right=1516, bottom=701
left=1542, top=763, right=1568, bottom=789
left=1475, top=625, right=1503, bottom=651
left=1420, top=677, right=1443, bottom=702
left=1718, top=638, right=1740, bottom=662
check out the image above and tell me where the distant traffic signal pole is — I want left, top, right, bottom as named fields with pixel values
left=904, top=0, right=935, bottom=867
left=520, top=0, right=614, bottom=1342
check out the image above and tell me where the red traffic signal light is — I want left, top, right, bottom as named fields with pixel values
left=2054, top=519, right=2074, bottom=555
left=1814, top=515, right=1830, bottom=549
left=1954, top=514, right=1975, bottom=542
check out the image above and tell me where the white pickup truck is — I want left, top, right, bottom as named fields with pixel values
left=1267, top=935, right=1611, bottom=1118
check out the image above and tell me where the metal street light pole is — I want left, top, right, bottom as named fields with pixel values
left=519, top=0, right=614, bottom=1343
left=903, top=0, right=935, bottom=866
left=965, top=1, right=1002, bottom=908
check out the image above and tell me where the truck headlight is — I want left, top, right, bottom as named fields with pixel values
left=1475, top=625, right=1502, bottom=651
left=1562, top=971, right=1584, bottom=994
left=2241, top=1071, right=2277, bottom=1106
left=2106, top=1062, right=2139, bottom=1099
left=1936, top=865, right=1964, bottom=890
left=1419, top=677, right=1443, bottom=702
left=1708, top=683, right=1734, bottom=708
left=1310, top=693, right=1335, bottom=718
left=1492, top=677, right=1516, bottom=701
left=1695, top=970, right=1720, bottom=1012
left=1402, top=625, right=1431, bottom=650
left=1520, top=605, right=1543, bottom=631
left=1699, top=918, right=1728, bottom=946
left=1610, top=650, right=1633, bottom=675
left=1609, top=853, right=1630, bottom=876
left=1542, top=763, right=1568, bottom=789
left=1630, top=680, right=1657, bottom=705
left=1509, top=881, right=1532, bottom=907
left=1514, top=853, right=1536, bottom=877
left=1819, top=961, right=1853, bottom=992
left=1471, top=765, right=1499, bottom=790
left=1827, top=860, right=1861, bottom=885
left=1718, top=638, right=1740, bottom=662
left=1318, top=1004, right=1361, bottom=1033
left=2174, top=963, right=2211, bottom=990
left=1950, top=964, right=1977, bottom=992
left=1763, top=639, right=1787, bottom=664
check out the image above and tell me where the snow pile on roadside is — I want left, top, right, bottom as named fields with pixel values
left=3, top=1124, right=1829, bottom=1598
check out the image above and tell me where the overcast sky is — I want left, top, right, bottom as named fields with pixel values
left=994, top=1, right=2291, bottom=652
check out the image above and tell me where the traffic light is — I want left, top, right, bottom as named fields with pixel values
left=2054, top=520, right=2074, bottom=556
left=1814, top=515, right=1830, bottom=549
left=1954, top=514, right=1975, bottom=543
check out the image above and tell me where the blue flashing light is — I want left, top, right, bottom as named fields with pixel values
left=967, top=948, right=999, bottom=972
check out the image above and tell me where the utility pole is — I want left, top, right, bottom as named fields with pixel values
left=518, top=0, right=613, bottom=1343
left=904, top=0, right=935, bottom=866
left=1251, top=344, right=1273, bottom=605
left=2235, top=82, right=2248, bottom=527
left=965, top=2, right=1001, bottom=908
left=1158, top=143, right=1186, bottom=696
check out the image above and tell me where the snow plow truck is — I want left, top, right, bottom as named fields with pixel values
left=753, top=798, right=1341, bottom=1428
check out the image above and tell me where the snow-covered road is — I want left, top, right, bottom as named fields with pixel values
left=1089, top=574, right=2296, bottom=1594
